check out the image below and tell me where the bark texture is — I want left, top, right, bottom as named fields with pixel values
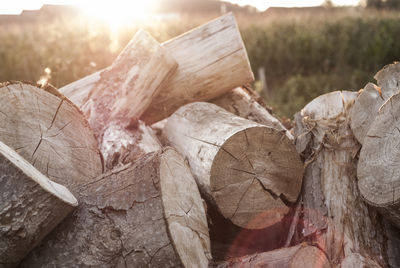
left=357, top=92, right=400, bottom=228
left=163, top=102, right=303, bottom=230
left=21, top=148, right=210, bottom=268
left=211, top=243, right=331, bottom=268
left=0, top=140, right=77, bottom=268
left=294, top=91, right=393, bottom=267
left=0, top=82, right=103, bottom=194
left=211, top=87, right=292, bottom=140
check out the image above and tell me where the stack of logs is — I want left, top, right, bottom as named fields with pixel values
left=1, top=13, right=400, bottom=267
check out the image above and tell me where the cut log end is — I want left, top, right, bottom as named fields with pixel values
left=0, top=82, right=103, bottom=193
left=210, top=126, right=303, bottom=229
left=358, top=92, right=400, bottom=226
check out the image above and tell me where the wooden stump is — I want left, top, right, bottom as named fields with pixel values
left=163, top=102, right=303, bottom=230
left=211, top=87, right=292, bottom=139
left=211, top=243, right=331, bottom=268
left=21, top=148, right=211, bottom=267
left=0, top=82, right=103, bottom=194
left=294, top=91, right=393, bottom=267
left=358, top=92, right=400, bottom=228
left=0, top=140, right=77, bottom=267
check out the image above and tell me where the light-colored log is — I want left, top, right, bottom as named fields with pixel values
left=350, top=83, right=384, bottom=144
left=163, top=102, right=303, bottom=230
left=61, top=31, right=176, bottom=168
left=0, top=82, right=103, bottom=194
left=294, top=91, right=391, bottom=267
left=21, top=148, right=211, bottom=268
left=60, top=13, right=254, bottom=125
left=212, top=243, right=330, bottom=268
left=374, top=62, right=400, bottom=99
left=358, top=92, right=400, bottom=228
left=0, top=140, right=77, bottom=268
left=211, top=87, right=293, bottom=139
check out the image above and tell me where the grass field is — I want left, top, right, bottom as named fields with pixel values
left=1, top=8, right=400, bottom=118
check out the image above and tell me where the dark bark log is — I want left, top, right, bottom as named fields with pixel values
left=21, top=148, right=211, bottom=268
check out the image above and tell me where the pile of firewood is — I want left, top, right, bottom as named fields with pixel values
left=1, top=13, right=400, bottom=267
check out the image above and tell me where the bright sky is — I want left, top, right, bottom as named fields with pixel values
left=0, top=0, right=360, bottom=15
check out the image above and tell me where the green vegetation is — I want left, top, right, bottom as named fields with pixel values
left=1, top=10, right=400, bottom=118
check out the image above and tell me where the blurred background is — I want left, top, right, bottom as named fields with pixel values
left=1, top=0, right=399, bottom=118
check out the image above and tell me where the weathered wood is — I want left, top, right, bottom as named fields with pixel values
left=0, top=82, right=103, bottom=194
left=349, top=83, right=385, bottom=144
left=211, top=243, right=331, bottom=268
left=358, top=92, right=400, bottom=228
left=21, top=148, right=211, bottom=268
left=211, top=87, right=292, bottom=139
left=374, top=62, right=400, bottom=99
left=0, top=140, right=77, bottom=268
left=60, top=13, right=254, bottom=125
left=294, top=91, right=392, bottom=267
left=163, top=102, right=303, bottom=230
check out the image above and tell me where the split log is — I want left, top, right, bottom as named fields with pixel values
left=349, top=83, right=385, bottom=144
left=60, top=31, right=176, bottom=169
left=358, top=92, right=400, bottom=228
left=60, top=13, right=254, bottom=125
left=21, top=148, right=211, bottom=267
left=211, top=87, right=292, bottom=139
left=294, top=91, right=394, bottom=267
left=211, top=243, right=331, bottom=268
left=0, top=140, right=77, bottom=267
left=0, top=82, right=103, bottom=193
left=350, top=62, right=400, bottom=144
left=163, top=102, right=303, bottom=230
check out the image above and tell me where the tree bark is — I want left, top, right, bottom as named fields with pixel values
left=211, top=87, right=292, bottom=139
left=357, top=92, right=400, bottom=228
left=294, top=91, right=393, bottom=267
left=0, top=82, right=103, bottom=194
left=163, top=102, right=303, bottom=230
left=0, top=140, right=77, bottom=268
left=60, top=13, right=254, bottom=125
left=21, top=148, right=211, bottom=268
left=211, top=243, right=331, bottom=268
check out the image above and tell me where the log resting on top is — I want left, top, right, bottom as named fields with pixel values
left=163, top=102, right=303, bottom=230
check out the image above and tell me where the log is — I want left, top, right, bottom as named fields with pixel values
left=357, top=92, right=400, bottom=228
left=61, top=31, right=176, bottom=169
left=211, top=87, right=293, bottom=140
left=0, top=140, right=77, bottom=267
left=21, top=148, right=211, bottom=267
left=294, top=91, right=393, bottom=267
left=163, top=102, right=303, bottom=230
left=0, top=82, right=103, bottom=193
left=211, top=243, right=331, bottom=268
left=349, top=83, right=384, bottom=144
left=60, top=13, right=254, bottom=125
left=350, top=62, right=400, bottom=144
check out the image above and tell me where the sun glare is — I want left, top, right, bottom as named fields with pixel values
left=78, top=0, right=158, bottom=30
